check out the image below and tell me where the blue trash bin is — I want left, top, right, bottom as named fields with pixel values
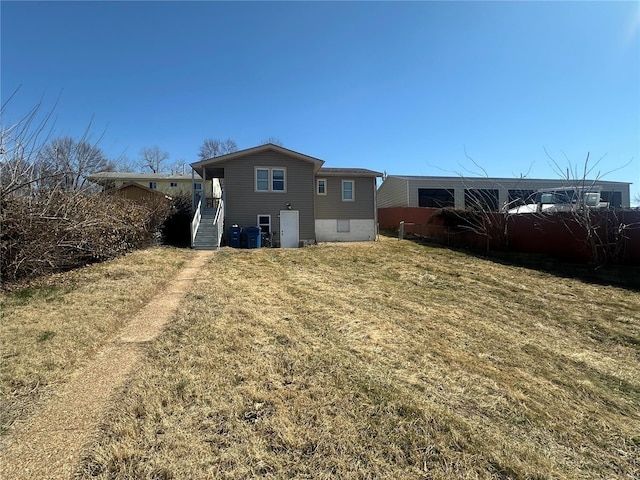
left=246, top=226, right=261, bottom=249
left=229, top=225, right=242, bottom=248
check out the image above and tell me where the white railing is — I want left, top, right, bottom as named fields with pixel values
left=190, top=198, right=202, bottom=247
left=213, top=198, right=224, bottom=248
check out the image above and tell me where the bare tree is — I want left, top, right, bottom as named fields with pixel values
left=198, top=138, right=237, bottom=160
left=139, top=146, right=170, bottom=173
left=171, top=159, right=188, bottom=175
left=262, top=136, right=284, bottom=146
left=541, top=151, right=637, bottom=266
left=35, top=136, right=113, bottom=191
left=1, top=92, right=58, bottom=199
left=1, top=93, right=171, bottom=286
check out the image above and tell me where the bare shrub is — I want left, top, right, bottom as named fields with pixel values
left=1, top=93, right=171, bottom=287
left=1, top=191, right=169, bottom=286
left=429, top=207, right=506, bottom=252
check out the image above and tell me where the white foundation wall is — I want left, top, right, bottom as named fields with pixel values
left=315, top=219, right=376, bottom=242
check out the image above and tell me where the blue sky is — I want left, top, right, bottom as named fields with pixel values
left=2, top=1, right=639, bottom=202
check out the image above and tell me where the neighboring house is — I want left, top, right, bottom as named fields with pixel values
left=87, top=172, right=221, bottom=200
left=106, top=182, right=171, bottom=203
left=377, top=175, right=631, bottom=210
left=189, top=143, right=382, bottom=249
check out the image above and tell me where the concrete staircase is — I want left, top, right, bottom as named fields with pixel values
left=192, top=207, right=221, bottom=250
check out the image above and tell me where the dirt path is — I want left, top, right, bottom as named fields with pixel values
left=0, top=250, right=213, bottom=480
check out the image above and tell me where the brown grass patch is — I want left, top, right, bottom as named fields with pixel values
left=77, top=238, right=640, bottom=478
left=25, top=237, right=640, bottom=478
left=0, top=246, right=195, bottom=439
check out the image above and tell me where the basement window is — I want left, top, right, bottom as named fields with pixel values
left=337, top=219, right=350, bottom=232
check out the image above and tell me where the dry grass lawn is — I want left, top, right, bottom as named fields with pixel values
left=0, top=247, right=195, bottom=440
left=69, top=237, right=639, bottom=479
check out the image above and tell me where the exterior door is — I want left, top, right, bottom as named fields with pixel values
left=280, top=210, right=299, bottom=248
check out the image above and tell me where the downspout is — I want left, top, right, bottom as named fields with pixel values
left=374, top=176, right=379, bottom=240
left=222, top=179, right=226, bottom=245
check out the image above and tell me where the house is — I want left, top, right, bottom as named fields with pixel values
left=106, top=182, right=171, bottom=203
left=87, top=172, right=221, bottom=200
left=377, top=175, right=631, bottom=211
left=189, top=143, right=382, bottom=249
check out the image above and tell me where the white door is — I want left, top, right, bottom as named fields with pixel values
left=280, top=210, right=299, bottom=248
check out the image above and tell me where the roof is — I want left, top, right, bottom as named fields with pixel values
left=113, top=182, right=173, bottom=199
left=190, top=143, right=325, bottom=172
left=318, top=167, right=383, bottom=177
left=88, top=172, right=201, bottom=181
left=385, top=175, right=631, bottom=186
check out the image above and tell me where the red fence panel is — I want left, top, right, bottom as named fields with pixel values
left=378, top=207, right=640, bottom=265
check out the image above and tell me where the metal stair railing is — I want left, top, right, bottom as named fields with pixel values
left=212, top=198, right=224, bottom=248
left=190, top=198, right=202, bottom=247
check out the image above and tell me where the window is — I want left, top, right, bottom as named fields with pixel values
left=257, top=215, right=271, bottom=234
left=272, top=169, right=285, bottom=191
left=418, top=188, right=454, bottom=208
left=256, top=168, right=269, bottom=191
left=508, top=189, right=536, bottom=207
left=342, top=180, right=354, bottom=201
left=337, top=219, right=350, bottom=232
left=317, top=178, right=327, bottom=195
left=170, top=182, right=178, bottom=187
left=600, top=191, right=622, bottom=208
left=149, top=182, right=157, bottom=190
left=194, top=183, right=202, bottom=190
left=464, top=189, right=499, bottom=211
left=255, top=167, right=286, bottom=192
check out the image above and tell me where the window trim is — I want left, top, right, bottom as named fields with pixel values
left=342, top=179, right=354, bottom=202
left=194, top=183, right=202, bottom=190
left=256, top=168, right=270, bottom=192
left=170, top=182, right=178, bottom=187
left=317, top=178, right=327, bottom=196
left=255, top=167, right=287, bottom=193
left=149, top=182, right=157, bottom=190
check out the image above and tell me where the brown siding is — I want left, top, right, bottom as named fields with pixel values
left=315, top=176, right=376, bottom=219
left=113, top=179, right=193, bottom=196
left=219, top=152, right=316, bottom=241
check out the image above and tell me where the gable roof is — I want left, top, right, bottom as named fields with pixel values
left=190, top=143, right=325, bottom=172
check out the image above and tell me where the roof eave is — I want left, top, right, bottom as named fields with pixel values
left=190, top=143, right=325, bottom=170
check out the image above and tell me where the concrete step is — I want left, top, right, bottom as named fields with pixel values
left=191, top=245, right=218, bottom=250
